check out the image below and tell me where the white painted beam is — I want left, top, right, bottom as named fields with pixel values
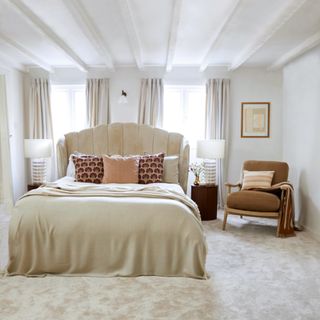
left=270, top=31, right=320, bottom=69
left=8, top=0, right=88, bottom=72
left=117, top=0, right=144, bottom=69
left=229, top=0, right=307, bottom=71
left=0, top=32, right=53, bottom=72
left=0, top=51, right=26, bottom=72
left=200, top=0, right=241, bottom=72
left=62, top=0, right=114, bottom=69
left=166, top=0, right=183, bottom=72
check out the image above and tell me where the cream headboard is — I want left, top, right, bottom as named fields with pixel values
left=56, top=122, right=190, bottom=193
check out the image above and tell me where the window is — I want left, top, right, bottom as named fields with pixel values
left=163, top=85, right=206, bottom=148
left=51, top=85, right=87, bottom=143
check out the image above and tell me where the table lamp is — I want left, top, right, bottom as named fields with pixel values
left=24, top=139, right=52, bottom=185
left=197, top=139, right=225, bottom=184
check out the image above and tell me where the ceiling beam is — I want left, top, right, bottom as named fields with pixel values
left=0, top=32, right=53, bottom=72
left=166, top=0, right=183, bottom=72
left=0, top=51, right=26, bottom=72
left=62, top=0, right=114, bottom=69
left=229, top=0, right=307, bottom=71
left=200, top=0, right=241, bottom=72
left=270, top=30, right=320, bottom=69
left=117, top=0, right=144, bottom=69
left=8, top=0, right=88, bottom=72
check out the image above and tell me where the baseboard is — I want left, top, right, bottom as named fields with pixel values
left=302, top=224, right=320, bottom=243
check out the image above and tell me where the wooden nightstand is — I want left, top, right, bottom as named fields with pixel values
left=191, top=184, right=218, bottom=220
left=27, top=184, right=42, bottom=191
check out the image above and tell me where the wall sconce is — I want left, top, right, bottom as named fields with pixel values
left=118, top=90, right=128, bottom=104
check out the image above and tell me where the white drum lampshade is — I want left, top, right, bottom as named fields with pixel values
left=197, top=140, right=225, bottom=184
left=24, top=139, right=52, bottom=185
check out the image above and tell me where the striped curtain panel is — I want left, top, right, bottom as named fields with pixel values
left=86, top=78, right=110, bottom=127
left=138, top=78, right=164, bottom=127
left=205, top=79, right=230, bottom=208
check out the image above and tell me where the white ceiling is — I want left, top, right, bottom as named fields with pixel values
left=0, top=0, right=319, bottom=72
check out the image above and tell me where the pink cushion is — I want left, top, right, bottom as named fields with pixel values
left=102, top=156, right=139, bottom=183
left=72, top=155, right=104, bottom=183
left=138, top=153, right=165, bottom=184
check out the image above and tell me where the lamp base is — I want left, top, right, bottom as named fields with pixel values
left=31, top=159, right=47, bottom=185
left=203, top=160, right=216, bottom=185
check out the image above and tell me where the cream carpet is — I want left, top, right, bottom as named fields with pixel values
left=1, top=212, right=320, bottom=320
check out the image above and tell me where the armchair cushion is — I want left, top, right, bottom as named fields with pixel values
left=227, top=190, right=280, bottom=212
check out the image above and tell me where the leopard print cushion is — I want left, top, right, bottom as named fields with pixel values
left=72, top=155, right=104, bottom=183
left=138, top=153, right=165, bottom=184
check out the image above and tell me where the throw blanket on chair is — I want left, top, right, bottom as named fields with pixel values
left=251, top=182, right=295, bottom=237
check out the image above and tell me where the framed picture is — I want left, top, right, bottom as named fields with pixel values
left=241, top=102, right=270, bottom=138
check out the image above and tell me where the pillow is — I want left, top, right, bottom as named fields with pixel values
left=163, top=156, right=179, bottom=184
left=138, top=153, right=165, bottom=184
left=102, top=155, right=139, bottom=183
left=67, top=151, right=88, bottom=177
left=72, top=154, right=104, bottom=183
left=241, top=170, right=275, bottom=190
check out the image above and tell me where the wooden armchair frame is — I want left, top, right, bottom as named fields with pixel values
left=222, top=182, right=286, bottom=237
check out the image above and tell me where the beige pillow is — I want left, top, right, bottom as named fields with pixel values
left=241, top=170, right=274, bottom=190
left=102, top=155, right=139, bottom=183
left=163, top=156, right=179, bottom=184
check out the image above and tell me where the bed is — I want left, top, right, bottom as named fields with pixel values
left=7, top=123, right=207, bottom=279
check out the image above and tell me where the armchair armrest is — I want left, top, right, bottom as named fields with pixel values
left=225, top=182, right=241, bottom=194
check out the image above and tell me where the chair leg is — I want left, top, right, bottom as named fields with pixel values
left=222, top=209, right=228, bottom=231
left=276, top=214, right=281, bottom=237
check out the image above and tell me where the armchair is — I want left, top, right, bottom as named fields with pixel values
left=223, top=160, right=289, bottom=237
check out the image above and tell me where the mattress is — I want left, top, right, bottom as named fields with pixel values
left=7, top=177, right=207, bottom=278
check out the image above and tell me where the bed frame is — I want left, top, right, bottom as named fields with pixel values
left=56, top=122, right=190, bottom=193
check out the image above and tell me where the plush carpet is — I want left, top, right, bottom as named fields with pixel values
left=1, top=212, right=320, bottom=320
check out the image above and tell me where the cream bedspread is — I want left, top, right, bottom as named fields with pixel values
left=7, top=178, right=207, bottom=279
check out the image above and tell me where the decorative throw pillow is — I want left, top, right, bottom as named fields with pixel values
left=138, top=153, right=165, bottom=184
left=241, top=170, right=275, bottom=190
left=102, top=155, right=139, bottom=183
left=163, top=156, right=179, bottom=184
left=72, top=154, right=104, bottom=183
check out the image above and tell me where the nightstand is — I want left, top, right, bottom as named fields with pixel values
left=27, top=184, right=42, bottom=191
left=191, top=184, right=218, bottom=220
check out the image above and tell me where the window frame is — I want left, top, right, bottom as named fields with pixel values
left=163, top=84, right=206, bottom=149
left=50, top=84, right=87, bottom=142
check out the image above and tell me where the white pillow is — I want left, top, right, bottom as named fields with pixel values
left=66, top=151, right=85, bottom=177
left=163, top=156, right=179, bottom=184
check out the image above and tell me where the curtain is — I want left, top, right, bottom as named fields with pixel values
left=138, top=78, right=163, bottom=127
left=205, top=79, right=230, bottom=208
left=0, top=75, right=13, bottom=217
left=86, top=78, right=110, bottom=127
left=29, top=79, right=53, bottom=139
left=29, top=78, right=55, bottom=180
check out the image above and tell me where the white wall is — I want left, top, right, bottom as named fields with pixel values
left=283, top=45, right=320, bottom=239
left=227, top=69, right=283, bottom=183
left=0, top=67, right=26, bottom=201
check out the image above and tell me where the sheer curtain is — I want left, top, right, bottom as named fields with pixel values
left=0, top=75, right=13, bottom=217
left=86, top=78, right=110, bottom=127
left=205, top=79, right=230, bottom=208
left=138, top=78, right=163, bottom=127
left=29, top=78, right=55, bottom=180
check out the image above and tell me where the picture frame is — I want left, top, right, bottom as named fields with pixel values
left=241, top=102, right=270, bottom=138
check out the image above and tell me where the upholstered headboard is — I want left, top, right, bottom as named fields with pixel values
left=56, top=122, right=190, bottom=193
